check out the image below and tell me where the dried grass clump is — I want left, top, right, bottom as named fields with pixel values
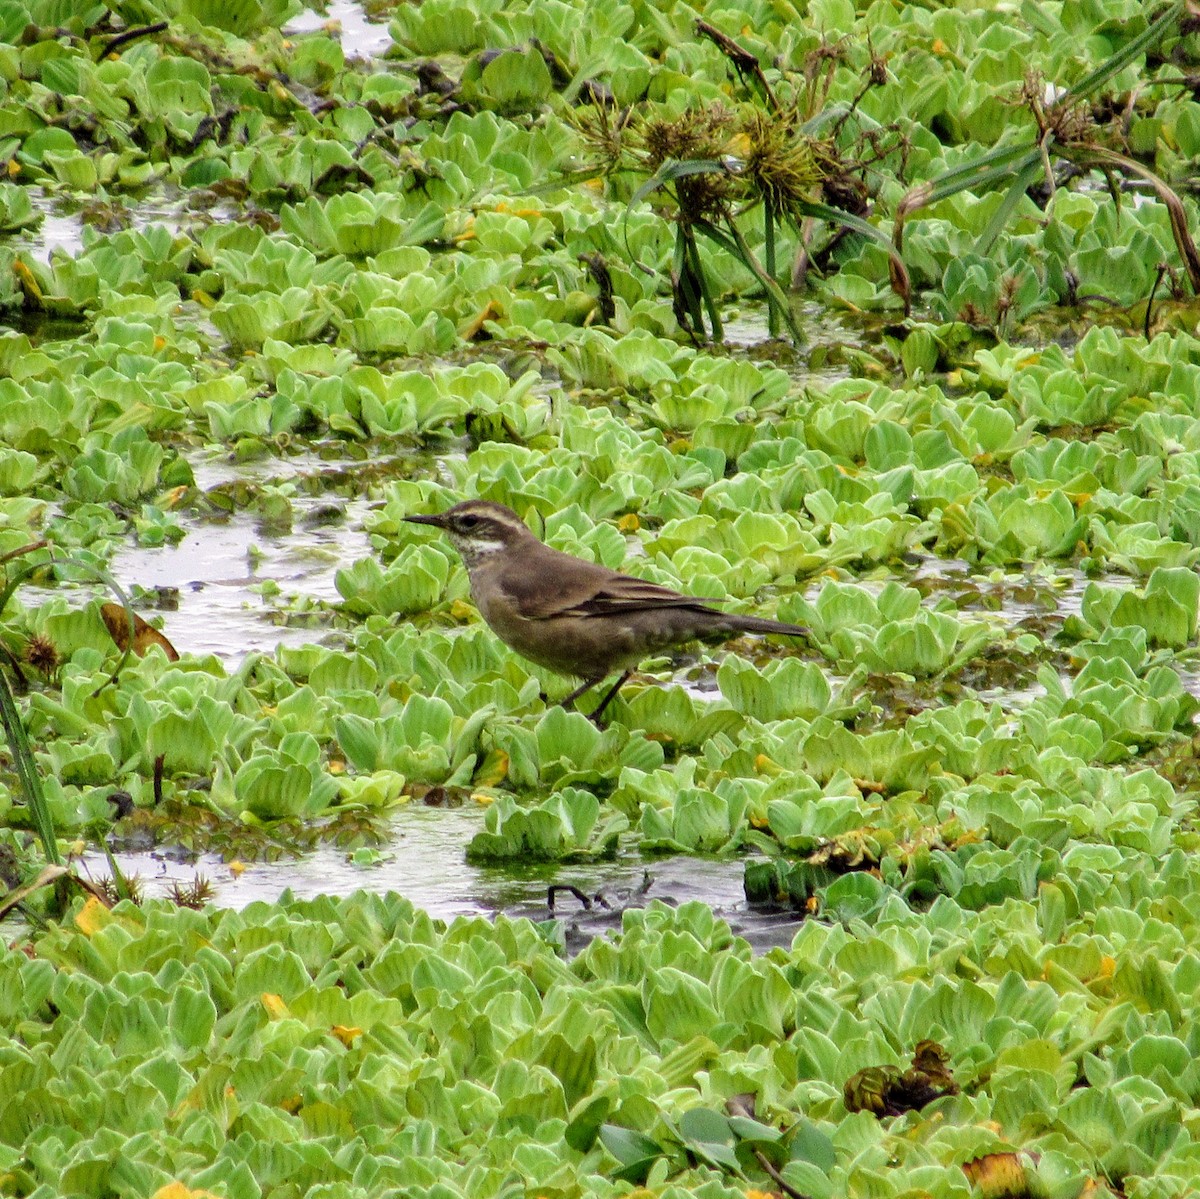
left=1019, top=72, right=1095, bottom=144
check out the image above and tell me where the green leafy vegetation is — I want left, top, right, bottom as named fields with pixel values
left=5, top=889, right=1200, bottom=1196
left=0, top=0, right=1199, bottom=1195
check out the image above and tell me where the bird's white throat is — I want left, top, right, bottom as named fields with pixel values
left=450, top=535, right=508, bottom=565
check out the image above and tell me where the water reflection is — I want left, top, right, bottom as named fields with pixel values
left=284, top=0, right=394, bottom=59
left=89, top=804, right=806, bottom=954
left=109, top=492, right=373, bottom=666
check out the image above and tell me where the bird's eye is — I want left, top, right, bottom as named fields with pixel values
left=458, top=514, right=479, bottom=529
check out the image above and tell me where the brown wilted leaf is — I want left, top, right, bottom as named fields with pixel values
left=844, top=1041, right=959, bottom=1117
left=910, top=1039, right=958, bottom=1092
left=458, top=299, right=503, bottom=341
left=962, top=1152, right=1034, bottom=1198
left=100, top=602, right=179, bottom=661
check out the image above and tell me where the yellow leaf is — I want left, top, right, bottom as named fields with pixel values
left=190, top=288, right=216, bottom=308
left=449, top=599, right=476, bottom=621
left=458, top=298, right=504, bottom=341
left=473, top=748, right=509, bottom=788
left=472, top=792, right=495, bottom=806
left=261, top=993, right=290, bottom=1019
left=152, top=1185, right=224, bottom=1199
left=617, top=513, right=640, bottom=533
left=75, top=896, right=112, bottom=936
left=331, top=1025, right=362, bottom=1047
left=158, top=485, right=190, bottom=510
left=12, top=260, right=41, bottom=302
left=228, top=860, right=246, bottom=878
left=754, top=754, right=783, bottom=775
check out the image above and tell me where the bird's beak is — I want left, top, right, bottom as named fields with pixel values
left=404, top=512, right=450, bottom=528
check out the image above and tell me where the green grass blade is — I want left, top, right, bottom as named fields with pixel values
left=0, top=666, right=58, bottom=865
left=97, top=840, right=133, bottom=903
left=976, top=156, right=1045, bottom=254
left=912, top=145, right=1042, bottom=204
left=627, top=158, right=731, bottom=212
left=673, top=227, right=705, bottom=335
left=695, top=217, right=802, bottom=342
left=764, top=206, right=778, bottom=338
left=0, top=557, right=50, bottom=624
left=0, top=864, right=66, bottom=924
left=623, top=158, right=733, bottom=277
left=683, top=227, right=723, bottom=341
left=1061, top=0, right=1183, bottom=102
left=784, top=200, right=911, bottom=310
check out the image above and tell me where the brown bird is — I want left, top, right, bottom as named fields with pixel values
left=405, top=499, right=808, bottom=722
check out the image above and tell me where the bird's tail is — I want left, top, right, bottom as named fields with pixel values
left=725, top=614, right=809, bottom=638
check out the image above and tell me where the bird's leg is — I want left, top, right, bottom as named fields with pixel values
left=558, top=676, right=603, bottom=709
left=587, top=670, right=632, bottom=726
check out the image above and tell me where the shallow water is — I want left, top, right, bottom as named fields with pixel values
left=109, top=500, right=373, bottom=665
left=93, top=465, right=1142, bottom=947
left=284, top=0, right=394, bottom=59
left=86, top=805, right=806, bottom=953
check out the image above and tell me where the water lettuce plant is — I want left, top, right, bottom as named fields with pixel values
left=0, top=2, right=1199, bottom=1195
left=5, top=887, right=1200, bottom=1196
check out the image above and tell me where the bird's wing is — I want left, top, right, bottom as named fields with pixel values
left=561, top=576, right=723, bottom=619
left=495, top=544, right=720, bottom=621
